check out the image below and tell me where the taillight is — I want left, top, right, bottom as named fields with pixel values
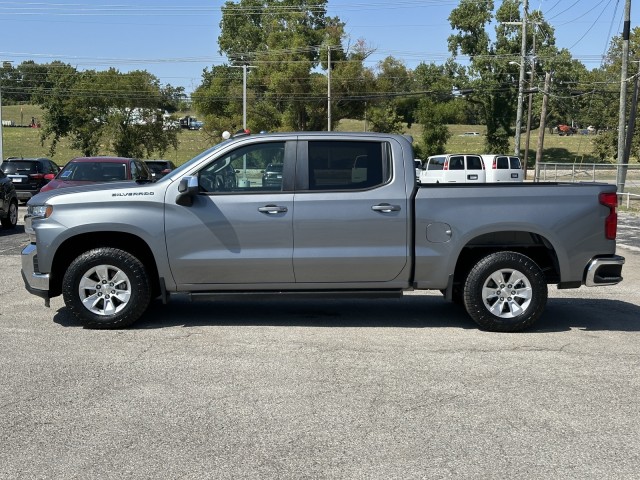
left=29, top=173, right=45, bottom=180
left=443, top=161, right=449, bottom=171
left=599, top=192, right=618, bottom=240
left=492, top=159, right=497, bottom=169
left=161, top=169, right=171, bottom=174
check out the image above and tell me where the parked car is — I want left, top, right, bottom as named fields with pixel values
left=481, top=154, right=524, bottom=182
left=0, top=157, right=60, bottom=203
left=419, top=154, right=486, bottom=183
left=0, top=168, right=18, bottom=228
left=145, top=160, right=177, bottom=180
left=459, top=132, right=481, bottom=136
left=40, top=157, right=152, bottom=193
left=261, top=163, right=284, bottom=188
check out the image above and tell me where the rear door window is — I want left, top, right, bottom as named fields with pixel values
left=466, top=156, right=483, bottom=170
left=307, top=141, right=391, bottom=190
left=510, top=157, right=522, bottom=169
left=496, top=157, right=509, bottom=169
left=448, top=156, right=464, bottom=170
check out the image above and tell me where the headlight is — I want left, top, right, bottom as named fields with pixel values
left=27, top=204, right=53, bottom=219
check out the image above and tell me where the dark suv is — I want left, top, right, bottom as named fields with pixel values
left=0, top=168, right=18, bottom=229
left=0, top=157, right=60, bottom=203
left=261, top=163, right=284, bottom=188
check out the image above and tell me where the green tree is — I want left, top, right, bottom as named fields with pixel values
left=413, top=61, right=465, bottom=155
left=197, top=0, right=356, bottom=132
left=447, top=0, right=563, bottom=154
left=590, top=27, right=640, bottom=161
left=36, top=67, right=178, bottom=158
left=367, top=104, right=404, bottom=134
left=375, top=57, right=414, bottom=126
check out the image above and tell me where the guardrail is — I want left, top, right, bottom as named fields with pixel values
left=537, top=163, right=640, bottom=183
left=537, top=163, right=640, bottom=209
left=618, top=192, right=640, bottom=208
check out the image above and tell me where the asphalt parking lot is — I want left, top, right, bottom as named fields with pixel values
left=1, top=207, right=639, bottom=479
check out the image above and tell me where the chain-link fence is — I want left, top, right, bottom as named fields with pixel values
left=535, top=163, right=640, bottom=210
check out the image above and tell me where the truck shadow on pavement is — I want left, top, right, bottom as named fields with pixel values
left=53, top=295, right=640, bottom=332
left=0, top=224, right=25, bottom=237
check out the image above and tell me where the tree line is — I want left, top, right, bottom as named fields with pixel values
left=0, top=0, right=636, bottom=162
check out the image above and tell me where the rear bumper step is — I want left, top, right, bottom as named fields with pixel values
left=585, top=255, right=625, bottom=286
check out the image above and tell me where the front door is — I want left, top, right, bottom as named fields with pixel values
left=165, top=141, right=296, bottom=287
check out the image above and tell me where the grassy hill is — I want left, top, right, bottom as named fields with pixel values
left=1, top=104, right=612, bottom=167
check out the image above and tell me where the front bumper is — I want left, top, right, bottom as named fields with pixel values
left=21, top=243, right=51, bottom=301
left=584, top=255, right=625, bottom=287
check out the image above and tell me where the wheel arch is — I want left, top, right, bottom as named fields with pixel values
left=452, top=230, right=561, bottom=288
left=49, top=231, right=160, bottom=298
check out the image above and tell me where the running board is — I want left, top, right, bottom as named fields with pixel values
left=187, top=289, right=404, bottom=302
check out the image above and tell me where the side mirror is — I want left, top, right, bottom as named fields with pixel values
left=176, top=175, right=199, bottom=206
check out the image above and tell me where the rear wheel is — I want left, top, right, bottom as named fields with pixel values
left=1, top=199, right=18, bottom=229
left=62, top=248, right=151, bottom=329
left=463, top=251, right=547, bottom=332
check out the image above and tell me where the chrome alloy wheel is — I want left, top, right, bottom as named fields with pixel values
left=78, top=264, right=132, bottom=316
left=9, top=202, right=18, bottom=225
left=481, top=268, right=532, bottom=318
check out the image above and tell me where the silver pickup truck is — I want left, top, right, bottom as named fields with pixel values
left=21, top=132, right=624, bottom=332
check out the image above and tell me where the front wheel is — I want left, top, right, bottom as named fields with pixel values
left=1, top=199, right=18, bottom=229
left=463, top=251, right=547, bottom=332
left=62, top=248, right=151, bottom=329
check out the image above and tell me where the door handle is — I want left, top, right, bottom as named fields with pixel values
left=258, top=205, right=288, bottom=214
left=371, top=203, right=401, bottom=213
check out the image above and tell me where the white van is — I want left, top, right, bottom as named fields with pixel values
left=481, top=155, right=524, bottom=182
left=419, top=154, right=486, bottom=183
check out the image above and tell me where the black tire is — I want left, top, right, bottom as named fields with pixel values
left=463, top=251, right=547, bottom=332
left=1, top=199, right=18, bottom=229
left=62, top=247, right=151, bottom=329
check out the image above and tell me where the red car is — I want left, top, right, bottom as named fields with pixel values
left=40, top=157, right=152, bottom=193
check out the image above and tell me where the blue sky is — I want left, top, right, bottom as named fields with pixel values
left=0, top=0, right=635, bottom=95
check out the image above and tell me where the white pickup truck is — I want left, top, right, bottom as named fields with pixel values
left=22, top=132, right=624, bottom=332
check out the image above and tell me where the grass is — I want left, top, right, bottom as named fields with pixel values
left=0, top=104, right=622, bottom=167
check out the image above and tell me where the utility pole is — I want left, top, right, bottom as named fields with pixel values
left=231, top=64, right=255, bottom=130
left=514, top=0, right=528, bottom=158
left=534, top=71, right=552, bottom=182
left=0, top=61, right=9, bottom=162
left=242, top=64, right=248, bottom=130
left=616, top=0, right=632, bottom=192
left=327, top=46, right=332, bottom=131
left=523, top=26, right=536, bottom=180
left=623, top=62, right=640, bottom=175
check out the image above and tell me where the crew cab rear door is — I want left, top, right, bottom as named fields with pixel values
left=292, top=137, right=410, bottom=284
